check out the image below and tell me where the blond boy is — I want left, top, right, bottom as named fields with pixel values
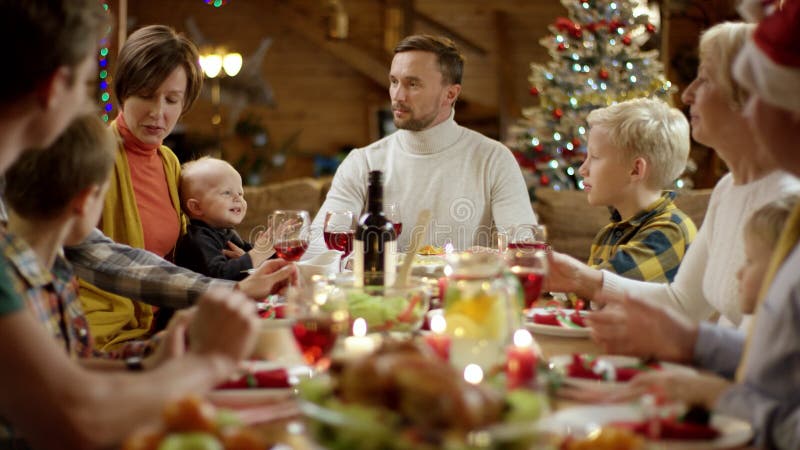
left=176, top=157, right=271, bottom=280
left=580, top=98, right=696, bottom=282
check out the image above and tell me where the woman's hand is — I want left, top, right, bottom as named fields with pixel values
left=545, top=251, right=604, bottom=300
left=588, top=294, right=699, bottom=364
left=612, top=371, right=732, bottom=409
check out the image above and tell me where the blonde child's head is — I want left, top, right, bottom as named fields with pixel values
left=5, top=114, right=115, bottom=244
left=585, top=97, right=690, bottom=191
left=179, top=156, right=247, bottom=228
left=737, top=195, right=799, bottom=314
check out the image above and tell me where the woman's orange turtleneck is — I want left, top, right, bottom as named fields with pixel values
left=116, top=113, right=181, bottom=259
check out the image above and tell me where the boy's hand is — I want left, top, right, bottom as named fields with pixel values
left=545, top=251, right=604, bottom=299
left=222, top=241, right=246, bottom=259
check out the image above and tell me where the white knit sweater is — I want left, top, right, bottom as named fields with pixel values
left=602, top=170, right=800, bottom=328
left=307, top=110, right=535, bottom=257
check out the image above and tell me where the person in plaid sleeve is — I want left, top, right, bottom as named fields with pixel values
left=580, top=98, right=696, bottom=283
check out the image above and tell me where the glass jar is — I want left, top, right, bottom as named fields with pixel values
left=442, top=252, right=522, bottom=372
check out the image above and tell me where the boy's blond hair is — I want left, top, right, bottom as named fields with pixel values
left=699, top=22, right=756, bottom=111
left=5, top=114, right=116, bottom=220
left=587, top=97, right=690, bottom=190
left=745, top=195, right=800, bottom=250
left=179, top=156, right=240, bottom=214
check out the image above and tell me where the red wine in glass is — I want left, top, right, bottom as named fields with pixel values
left=274, top=239, right=309, bottom=261
left=508, top=241, right=549, bottom=251
left=393, top=222, right=403, bottom=237
left=511, top=267, right=545, bottom=309
left=291, top=316, right=339, bottom=365
left=323, top=231, right=354, bottom=257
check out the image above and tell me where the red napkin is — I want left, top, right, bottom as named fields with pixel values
left=566, top=354, right=662, bottom=382
left=610, top=418, right=720, bottom=440
left=215, top=368, right=290, bottom=390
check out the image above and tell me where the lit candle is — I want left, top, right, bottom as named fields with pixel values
left=506, top=329, right=537, bottom=389
left=343, top=318, right=376, bottom=357
left=424, top=314, right=451, bottom=361
left=464, top=363, right=484, bottom=385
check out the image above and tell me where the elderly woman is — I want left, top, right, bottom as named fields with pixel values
left=78, top=25, right=202, bottom=350
left=547, top=21, right=800, bottom=329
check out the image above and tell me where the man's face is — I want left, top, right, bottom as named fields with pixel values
left=389, top=51, right=457, bottom=131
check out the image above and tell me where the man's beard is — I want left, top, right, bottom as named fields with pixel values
left=393, top=107, right=438, bottom=131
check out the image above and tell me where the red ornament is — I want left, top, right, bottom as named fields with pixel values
left=540, top=175, right=550, bottom=186
left=607, top=20, right=621, bottom=32
left=622, top=35, right=632, bottom=46
left=534, top=144, right=544, bottom=152
left=553, top=108, right=564, bottom=120
left=646, top=23, right=656, bottom=34
left=598, top=68, right=609, bottom=80
left=529, top=86, right=540, bottom=96
left=557, top=43, right=566, bottom=52
left=571, top=137, right=582, bottom=147
left=571, top=27, right=583, bottom=39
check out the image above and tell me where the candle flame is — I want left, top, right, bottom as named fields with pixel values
left=513, top=329, right=533, bottom=347
left=463, top=364, right=484, bottom=384
left=444, top=241, right=455, bottom=254
left=353, top=317, right=367, bottom=337
left=430, top=314, right=447, bottom=334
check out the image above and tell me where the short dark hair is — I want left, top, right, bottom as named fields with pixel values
left=394, top=34, right=464, bottom=85
left=6, top=114, right=116, bottom=220
left=114, top=25, right=203, bottom=115
left=0, top=0, right=108, bottom=103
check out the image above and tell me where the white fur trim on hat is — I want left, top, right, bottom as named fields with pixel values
left=734, top=37, right=800, bottom=113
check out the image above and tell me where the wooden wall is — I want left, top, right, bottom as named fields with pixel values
left=106, top=0, right=737, bottom=186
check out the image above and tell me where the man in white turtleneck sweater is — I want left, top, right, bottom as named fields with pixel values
left=307, top=35, right=535, bottom=257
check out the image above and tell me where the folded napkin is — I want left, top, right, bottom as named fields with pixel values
left=215, top=368, right=290, bottom=390
left=566, top=354, right=661, bottom=382
left=610, top=418, right=720, bottom=440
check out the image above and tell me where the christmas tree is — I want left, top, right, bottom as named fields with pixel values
left=509, top=0, right=683, bottom=197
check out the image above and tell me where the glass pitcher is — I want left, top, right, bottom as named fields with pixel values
left=441, top=252, right=522, bottom=372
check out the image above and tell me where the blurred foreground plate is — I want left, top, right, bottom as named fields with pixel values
left=537, top=403, right=753, bottom=449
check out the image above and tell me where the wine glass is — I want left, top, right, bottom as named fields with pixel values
left=506, top=224, right=548, bottom=252
left=270, top=210, right=311, bottom=261
left=323, top=210, right=355, bottom=271
left=286, top=277, right=349, bottom=370
left=505, top=249, right=548, bottom=312
left=385, top=202, right=402, bottom=238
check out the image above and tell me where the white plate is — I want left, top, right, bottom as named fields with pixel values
left=524, top=308, right=591, bottom=338
left=206, top=362, right=312, bottom=407
left=537, top=403, right=753, bottom=449
left=549, top=354, right=696, bottom=391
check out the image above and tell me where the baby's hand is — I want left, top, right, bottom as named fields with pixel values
left=248, top=230, right=275, bottom=267
left=222, top=241, right=246, bottom=259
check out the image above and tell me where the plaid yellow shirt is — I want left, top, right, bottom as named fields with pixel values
left=0, top=231, right=157, bottom=359
left=588, top=192, right=697, bottom=283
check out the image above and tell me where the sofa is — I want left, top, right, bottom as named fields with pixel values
left=237, top=177, right=712, bottom=262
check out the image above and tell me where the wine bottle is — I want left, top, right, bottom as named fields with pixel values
left=353, top=170, right=397, bottom=287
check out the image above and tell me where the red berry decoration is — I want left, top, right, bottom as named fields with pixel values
left=557, top=43, right=566, bottom=52
left=540, top=175, right=550, bottom=186
left=646, top=23, right=656, bottom=34
left=529, top=86, right=540, bottom=96
left=598, top=68, right=609, bottom=80
left=553, top=108, right=564, bottom=120
left=622, top=35, right=632, bottom=46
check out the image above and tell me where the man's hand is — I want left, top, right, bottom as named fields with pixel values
left=187, top=289, right=259, bottom=363
left=611, top=371, right=732, bottom=409
left=545, top=251, right=604, bottom=299
left=145, top=308, right=195, bottom=369
left=588, top=294, right=699, bottom=364
left=236, top=259, right=297, bottom=299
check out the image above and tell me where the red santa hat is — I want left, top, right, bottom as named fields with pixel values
left=733, top=0, right=800, bottom=113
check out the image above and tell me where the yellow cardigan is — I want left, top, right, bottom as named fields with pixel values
left=79, top=121, right=187, bottom=351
